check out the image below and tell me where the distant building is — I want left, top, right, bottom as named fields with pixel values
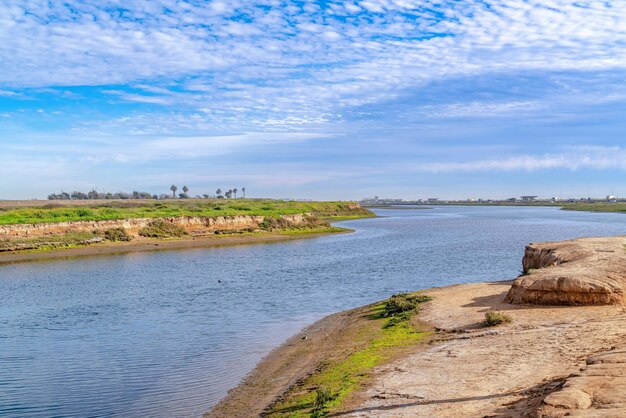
left=607, top=195, right=618, bottom=202
left=520, top=195, right=538, bottom=202
left=427, top=198, right=439, bottom=203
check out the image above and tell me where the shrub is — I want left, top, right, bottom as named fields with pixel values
left=259, top=216, right=290, bottom=231
left=314, top=387, right=335, bottom=411
left=383, top=293, right=430, bottom=317
left=76, top=209, right=93, bottom=217
left=483, top=311, right=512, bottom=327
left=138, top=219, right=187, bottom=238
left=104, top=227, right=133, bottom=242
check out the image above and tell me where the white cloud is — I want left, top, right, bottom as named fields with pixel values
left=413, top=147, right=626, bottom=173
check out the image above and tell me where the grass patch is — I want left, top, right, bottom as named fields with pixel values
left=562, top=202, right=626, bottom=213
left=483, top=311, right=512, bottom=327
left=0, top=231, right=102, bottom=252
left=0, top=200, right=373, bottom=225
left=103, top=227, right=133, bottom=242
left=277, top=226, right=348, bottom=236
left=267, top=292, right=431, bottom=417
left=138, top=220, right=187, bottom=238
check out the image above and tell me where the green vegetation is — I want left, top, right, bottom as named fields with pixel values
left=276, top=226, right=348, bottom=236
left=483, top=311, right=512, bottom=327
left=267, top=292, right=431, bottom=417
left=103, top=227, right=133, bottom=242
left=562, top=202, right=626, bottom=213
left=0, top=200, right=373, bottom=225
left=138, top=220, right=187, bottom=238
left=0, top=232, right=101, bottom=252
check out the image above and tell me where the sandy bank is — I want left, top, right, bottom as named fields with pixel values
left=209, top=281, right=626, bottom=417
left=0, top=230, right=349, bottom=265
left=341, top=281, right=626, bottom=417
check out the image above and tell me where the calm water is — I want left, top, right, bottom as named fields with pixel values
left=1, top=206, right=625, bottom=417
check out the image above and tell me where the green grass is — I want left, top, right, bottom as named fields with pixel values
left=267, top=293, right=431, bottom=417
left=277, top=226, right=349, bottom=236
left=483, top=311, right=512, bottom=327
left=0, top=200, right=373, bottom=225
left=562, top=202, right=626, bottom=213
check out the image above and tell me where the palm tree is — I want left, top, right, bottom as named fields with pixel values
left=216, top=188, right=222, bottom=197
left=182, top=185, right=189, bottom=195
left=233, top=188, right=238, bottom=198
left=170, top=185, right=178, bottom=199
left=241, top=187, right=246, bottom=198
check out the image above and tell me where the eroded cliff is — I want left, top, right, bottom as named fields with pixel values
left=0, top=214, right=312, bottom=238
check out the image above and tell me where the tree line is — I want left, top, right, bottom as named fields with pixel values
left=48, top=186, right=247, bottom=200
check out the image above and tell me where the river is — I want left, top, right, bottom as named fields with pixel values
left=1, top=206, right=625, bottom=417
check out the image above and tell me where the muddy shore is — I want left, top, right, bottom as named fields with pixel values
left=0, top=230, right=350, bottom=265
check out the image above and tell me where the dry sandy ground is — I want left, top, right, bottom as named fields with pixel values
left=337, top=281, right=626, bottom=417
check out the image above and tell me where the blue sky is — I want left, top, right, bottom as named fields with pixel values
left=1, top=0, right=625, bottom=200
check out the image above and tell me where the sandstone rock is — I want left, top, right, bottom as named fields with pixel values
left=505, top=237, right=626, bottom=305
left=543, top=388, right=592, bottom=409
left=534, top=347, right=626, bottom=417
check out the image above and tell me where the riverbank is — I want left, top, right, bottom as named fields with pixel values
left=209, top=236, right=626, bottom=417
left=0, top=228, right=351, bottom=265
left=0, top=199, right=373, bottom=263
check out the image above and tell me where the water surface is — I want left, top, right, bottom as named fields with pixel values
left=1, top=206, right=625, bottom=417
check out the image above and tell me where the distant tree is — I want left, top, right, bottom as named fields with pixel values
left=241, top=187, right=246, bottom=198
left=203, top=194, right=209, bottom=199
left=159, top=193, right=171, bottom=199
left=152, top=194, right=159, bottom=200
left=105, top=192, right=113, bottom=199
left=178, top=193, right=189, bottom=199
left=71, top=191, right=88, bottom=200
left=182, top=185, right=189, bottom=195
left=88, top=189, right=99, bottom=199
left=225, top=190, right=232, bottom=199
left=170, top=185, right=178, bottom=199
left=216, top=188, right=222, bottom=198
left=233, top=188, right=238, bottom=198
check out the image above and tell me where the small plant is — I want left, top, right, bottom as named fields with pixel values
left=311, top=386, right=335, bottom=416
left=383, top=293, right=431, bottom=317
left=138, top=219, right=187, bottom=238
left=76, top=209, right=93, bottom=217
left=104, top=227, right=133, bottom=242
left=483, top=311, right=512, bottom=327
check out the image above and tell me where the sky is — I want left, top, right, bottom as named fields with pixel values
left=1, top=0, right=625, bottom=200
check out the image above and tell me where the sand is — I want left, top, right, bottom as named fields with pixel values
left=209, top=281, right=626, bottom=417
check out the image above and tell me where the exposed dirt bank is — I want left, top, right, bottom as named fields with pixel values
left=0, top=230, right=349, bottom=265
left=0, top=214, right=311, bottom=237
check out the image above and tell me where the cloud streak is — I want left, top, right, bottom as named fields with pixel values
left=414, top=147, right=626, bottom=173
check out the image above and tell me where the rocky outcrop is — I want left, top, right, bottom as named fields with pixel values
left=0, top=214, right=312, bottom=238
left=506, top=236, right=626, bottom=305
left=534, top=348, right=626, bottom=417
